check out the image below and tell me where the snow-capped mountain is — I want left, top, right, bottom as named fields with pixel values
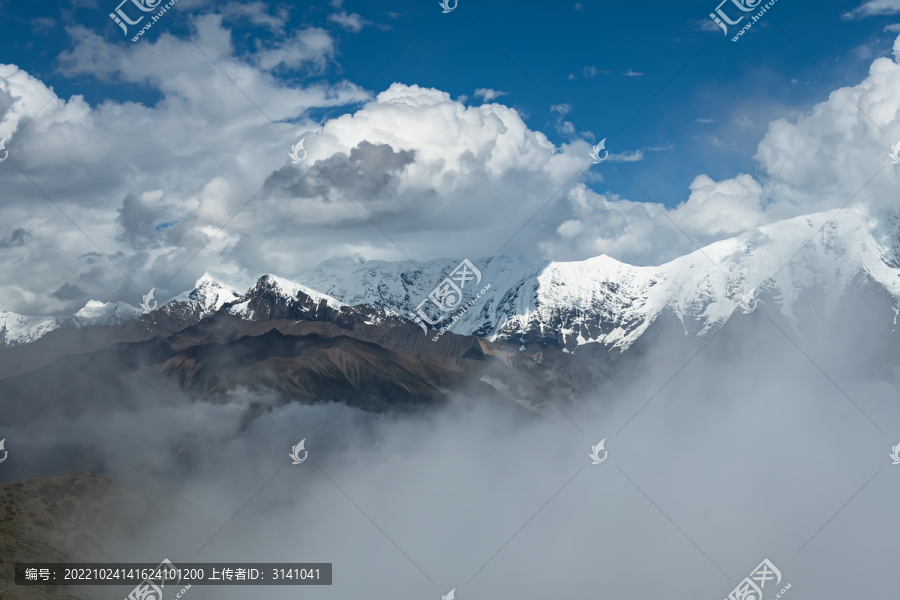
left=225, top=274, right=346, bottom=322
left=3, top=205, right=898, bottom=354
left=0, top=275, right=245, bottom=349
left=299, top=204, right=900, bottom=352
left=0, top=301, right=143, bottom=348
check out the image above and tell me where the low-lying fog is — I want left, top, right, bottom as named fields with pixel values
left=2, top=302, right=899, bottom=600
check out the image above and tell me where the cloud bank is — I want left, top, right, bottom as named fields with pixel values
left=1, top=11, right=899, bottom=318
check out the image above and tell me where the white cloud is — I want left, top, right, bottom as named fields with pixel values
left=0, top=16, right=365, bottom=314
left=624, top=69, right=644, bottom=77
left=608, top=150, right=644, bottom=162
left=474, top=88, right=508, bottom=102
left=584, top=66, right=598, bottom=78
left=885, top=23, right=900, bottom=31
left=557, top=219, right=584, bottom=238
left=672, top=174, right=765, bottom=237
left=842, top=0, right=900, bottom=19
left=219, top=1, right=286, bottom=33
left=256, top=27, right=336, bottom=71
left=328, top=10, right=370, bottom=33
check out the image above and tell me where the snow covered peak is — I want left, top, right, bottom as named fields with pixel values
left=0, top=311, right=62, bottom=348
left=225, top=274, right=346, bottom=321
left=70, top=300, right=143, bottom=325
left=299, top=205, right=900, bottom=351
left=171, top=273, right=243, bottom=314
left=0, top=300, right=143, bottom=348
left=257, top=274, right=345, bottom=310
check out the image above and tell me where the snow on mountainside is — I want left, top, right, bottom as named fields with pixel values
left=225, top=274, right=345, bottom=321
left=0, top=301, right=143, bottom=348
left=0, top=275, right=242, bottom=349
left=2, top=206, right=899, bottom=352
left=169, top=273, right=244, bottom=315
left=299, top=205, right=900, bottom=352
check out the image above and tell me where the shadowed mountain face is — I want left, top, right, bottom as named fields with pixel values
left=0, top=282, right=612, bottom=432
left=4, top=247, right=897, bottom=432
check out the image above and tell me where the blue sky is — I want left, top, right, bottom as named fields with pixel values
left=0, top=0, right=899, bottom=314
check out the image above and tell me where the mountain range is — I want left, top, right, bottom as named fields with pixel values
left=3, top=204, right=898, bottom=362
